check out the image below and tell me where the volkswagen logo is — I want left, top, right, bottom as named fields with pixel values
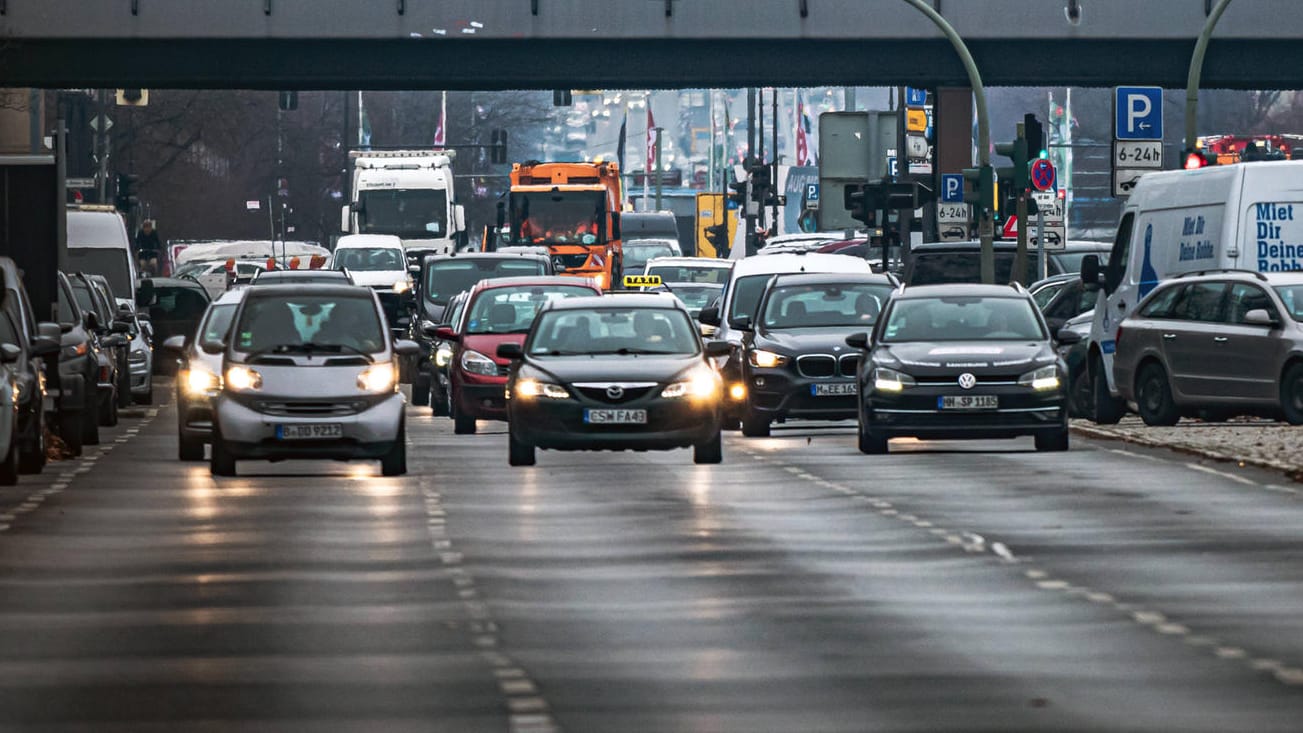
left=957, top=373, right=977, bottom=390
left=605, top=385, right=625, bottom=400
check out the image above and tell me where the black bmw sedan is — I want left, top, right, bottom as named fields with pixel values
left=498, top=294, right=730, bottom=466
left=738, top=273, right=896, bottom=436
left=847, top=283, right=1071, bottom=454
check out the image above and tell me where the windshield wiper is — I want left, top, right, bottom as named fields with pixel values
left=249, top=342, right=375, bottom=363
left=588, top=347, right=677, bottom=356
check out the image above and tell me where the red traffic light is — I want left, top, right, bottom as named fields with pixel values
left=1184, top=150, right=1210, bottom=169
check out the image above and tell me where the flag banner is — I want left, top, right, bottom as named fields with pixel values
left=433, top=91, right=446, bottom=147
left=616, top=113, right=628, bottom=173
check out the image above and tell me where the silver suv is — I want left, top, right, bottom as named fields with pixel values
left=210, top=285, right=418, bottom=476
left=1114, top=270, right=1303, bottom=425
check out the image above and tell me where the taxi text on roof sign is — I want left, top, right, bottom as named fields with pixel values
left=623, top=274, right=662, bottom=288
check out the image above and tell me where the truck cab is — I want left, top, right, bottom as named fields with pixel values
left=506, top=161, right=624, bottom=290
left=343, top=150, right=467, bottom=260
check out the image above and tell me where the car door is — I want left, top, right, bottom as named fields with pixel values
left=1161, top=281, right=1229, bottom=401
left=1217, top=282, right=1285, bottom=401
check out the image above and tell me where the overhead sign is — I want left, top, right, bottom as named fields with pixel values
left=1030, top=158, right=1056, bottom=192
left=1113, top=140, right=1163, bottom=170
left=940, top=174, right=964, bottom=203
left=905, top=108, right=928, bottom=133
left=905, top=87, right=928, bottom=107
left=1114, top=86, right=1164, bottom=140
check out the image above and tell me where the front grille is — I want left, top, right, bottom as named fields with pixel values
left=256, top=400, right=366, bottom=417
left=576, top=386, right=656, bottom=404
left=796, top=355, right=836, bottom=378
left=838, top=354, right=861, bottom=378
left=553, top=253, right=590, bottom=270
left=915, top=374, right=1020, bottom=386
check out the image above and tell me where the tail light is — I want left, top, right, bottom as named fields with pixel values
left=99, top=365, right=112, bottom=382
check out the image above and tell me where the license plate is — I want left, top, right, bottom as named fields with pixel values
left=938, top=395, right=998, bottom=410
left=584, top=409, right=648, bottom=425
left=276, top=423, right=344, bottom=440
left=811, top=382, right=857, bottom=397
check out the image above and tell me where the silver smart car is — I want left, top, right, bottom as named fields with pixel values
left=209, top=284, right=418, bottom=477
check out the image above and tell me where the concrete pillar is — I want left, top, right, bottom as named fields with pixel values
left=0, top=89, right=44, bottom=154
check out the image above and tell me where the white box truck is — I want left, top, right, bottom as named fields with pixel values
left=342, top=150, right=467, bottom=261
left=1082, top=160, right=1303, bottom=422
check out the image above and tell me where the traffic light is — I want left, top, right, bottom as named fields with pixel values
left=490, top=129, right=508, bottom=164
left=1183, top=149, right=1211, bottom=169
left=747, top=164, right=771, bottom=203
left=704, top=223, right=730, bottom=257
left=1024, top=113, right=1046, bottom=160
left=114, top=173, right=139, bottom=212
left=843, top=183, right=875, bottom=225
left=994, top=132, right=1029, bottom=193
left=279, top=91, right=298, bottom=111
left=962, top=164, right=994, bottom=219
left=727, top=178, right=749, bottom=209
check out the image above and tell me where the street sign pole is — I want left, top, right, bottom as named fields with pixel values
left=1037, top=209, right=1047, bottom=281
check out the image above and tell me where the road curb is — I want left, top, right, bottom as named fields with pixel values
left=1070, top=422, right=1303, bottom=482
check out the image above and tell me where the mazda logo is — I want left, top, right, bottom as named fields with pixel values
left=605, top=385, right=625, bottom=399
left=957, top=373, right=977, bottom=390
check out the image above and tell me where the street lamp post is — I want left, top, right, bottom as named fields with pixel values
left=1185, top=0, right=1234, bottom=153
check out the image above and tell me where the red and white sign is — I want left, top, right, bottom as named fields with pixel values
left=1002, top=216, right=1019, bottom=239
left=646, top=107, right=657, bottom=172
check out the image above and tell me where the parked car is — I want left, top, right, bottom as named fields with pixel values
left=115, top=301, right=154, bottom=403
left=642, top=256, right=731, bottom=285
left=85, top=274, right=135, bottom=408
left=0, top=334, right=21, bottom=484
left=69, top=273, right=126, bottom=426
left=1031, top=274, right=1096, bottom=334
left=0, top=257, right=57, bottom=471
left=622, top=238, right=682, bottom=274
left=52, top=271, right=102, bottom=454
left=174, top=259, right=273, bottom=299
left=1113, top=270, right=1303, bottom=425
left=164, top=287, right=247, bottom=460
left=139, top=277, right=212, bottom=362
left=426, top=290, right=470, bottom=416
left=66, top=206, right=139, bottom=307
left=847, top=283, right=1076, bottom=453
left=249, top=269, right=354, bottom=286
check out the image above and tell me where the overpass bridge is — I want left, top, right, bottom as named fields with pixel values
left=0, top=0, right=1298, bottom=89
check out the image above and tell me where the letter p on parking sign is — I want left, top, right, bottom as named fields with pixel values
left=1115, top=86, right=1163, bottom=141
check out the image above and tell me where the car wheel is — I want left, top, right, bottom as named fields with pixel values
left=692, top=431, right=723, bottom=464
left=117, top=371, right=132, bottom=409
left=381, top=423, right=407, bottom=476
left=1068, top=368, right=1093, bottom=420
left=508, top=425, right=536, bottom=467
left=411, top=374, right=430, bottom=406
left=178, top=434, right=205, bottom=461
left=1136, top=363, right=1180, bottom=426
left=1034, top=429, right=1070, bottom=452
left=209, top=431, right=237, bottom=477
left=1281, top=362, right=1303, bottom=425
left=431, top=382, right=448, bottom=417
left=61, top=412, right=84, bottom=456
left=0, top=439, right=18, bottom=486
left=452, top=400, right=477, bottom=435
left=18, top=411, right=46, bottom=475
left=1091, top=354, right=1125, bottom=425
left=858, top=421, right=888, bottom=455
left=739, top=409, right=770, bottom=438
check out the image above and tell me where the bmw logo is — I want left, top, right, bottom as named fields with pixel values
left=958, top=373, right=977, bottom=390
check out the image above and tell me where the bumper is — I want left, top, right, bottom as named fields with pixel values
left=129, top=362, right=152, bottom=393
left=455, top=380, right=508, bottom=421
left=864, top=385, right=1068, bottom=440
left=214, top=392, right=405, bottom=460
left=510, top=397, right=721, bottom=451
left=178, top=390, right=216, bottom=442
left=746, top=367, right=858, bottom=422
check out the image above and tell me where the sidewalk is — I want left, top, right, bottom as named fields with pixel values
left=1072, top=417, right=1303, bottom=480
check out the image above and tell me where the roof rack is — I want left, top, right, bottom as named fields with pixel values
left=1174, top=268, right=1268, bottom=282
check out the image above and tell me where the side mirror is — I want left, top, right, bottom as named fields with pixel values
left=111, top=320, right=132, bottom=334
left=704, top=340, right=731, bottom=358
left=408, top=264, right=422, bottom=275
left=1, top=343, right=24, bottom=363
left=136, top=312, right=151, bottom=322
left=393, top=339, right=421, bottom=357
left=33, top=336, right=59, bottom=357
left=610, top=211, right=621, bottom=240
left=136, top=278, right=155, bottom=307
left=162, top=335, right=187, bottom=355
left=103, top=334, right=127, bottom=348
left=1055, top=329, right=1083, bottom=346
left=733, top=315, right=753, bottom=332
left=845, top=332, right=871, bottom=350
left=433, top=326, right=459, bottom=342
left=698, top=305, right=721, bottom=327
left=83, top=311, right=100, bottom=331
left=454, top=204, right=467, bottom=233
left=1045, top=317, right=1067, bottom=335
left=496, top=342, right=524, bottom=360
left=1243, top=309, right=1278, bottom=327
left=1080, top=255, right=1102, bottom=293
left=340, top=204, right=352, bottom=233
left=37, top=321, right=62, bottom=340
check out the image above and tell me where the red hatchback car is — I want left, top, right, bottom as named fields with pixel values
left=438, top=276, right=601, bottom=434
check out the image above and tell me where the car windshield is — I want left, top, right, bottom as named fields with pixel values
left=882, top=296, right=1045, bottom=342
left=908, top=252, right=1044, bottom=286
left=659, top=284, right=722, bottom=314
left=623, top=241, right=679, bottom=271
left=151, top=286, right=209, bottom=322
left=199, top=303, right=238, bottom=350
left=333, top=247, right=405, bottom=271
left=646, top=264, right=730, bottom=284
left=530, top=307, right=700, bottom=355
left=425, top=259, right=548, bottom=305
left=508, top=190, right=605, bottom=245
left=762, top=282, right=894, bottom=329
left=231, top=294, right=385, bottom=354
left=1273, top=284, right=1303, bottom=320
left=358, top=189, right=448, bottom=239
left=253, top=272, right=345, bottom=286
left=727, top=274, right=777, bottom=327
left=70, top=282, right=97, bottom=318
left=67, top=248, right=132, bottom=298
left=464, top=285, right=595, bottom=334
left=1050, top=250, right=1107, bottom=274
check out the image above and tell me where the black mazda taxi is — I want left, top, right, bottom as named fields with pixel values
left=847, top=283, right=1071, bottom=454
left=738, top=272, right=896, bottom=436
left=498, top=293, right=730, bottom=466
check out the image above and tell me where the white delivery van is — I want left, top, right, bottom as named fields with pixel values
left=1082, top=160, right=1303, bottom=422
left=66, top=207, right=138, bottom=307
left=331, top=234, right=410, bottom=291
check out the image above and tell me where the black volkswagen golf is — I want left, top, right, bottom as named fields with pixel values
left=847, top=283, right=1071, bottom=454
left=498, top=294, right=729, bottom=466
left=738, top=272, right=896, bottom=436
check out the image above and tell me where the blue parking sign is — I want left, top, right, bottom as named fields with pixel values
left=941, top=174, right=964, bottom=203
left=1115, top=86, right=1163, bottom=140
left=905, top=87, right=927, bottom=107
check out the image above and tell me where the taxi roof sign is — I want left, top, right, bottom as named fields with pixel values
left=623, top=274, right=662, bottom=288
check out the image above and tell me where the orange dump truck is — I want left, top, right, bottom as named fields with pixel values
left=506, top=161, right=624, bottom=290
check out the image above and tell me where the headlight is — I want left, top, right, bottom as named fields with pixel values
left=1018, top=365, right=1061, bottom=391
left=184, top=365, right=221, bottom=395
left=62, top=343, right=88, bottom=359
left=728, top=382, right=747, bottom=401
left=357, top=362, right=398, bottom=393
left=460, top=349, right=499, bottom=377
left=872, top=367, right=915, bottom=393
left=593, top=272, right=607, bottom=289
left=662, top=368, right=719, bottom=400
left=393, top=279, right=411, bottom=294
left=515, top=378, right=570, bottom=399
left=434, top=344, right=453, bottom=368
left=748, top=349, right=789, bottom=369
left=224, top=365, right=262, bottom=392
